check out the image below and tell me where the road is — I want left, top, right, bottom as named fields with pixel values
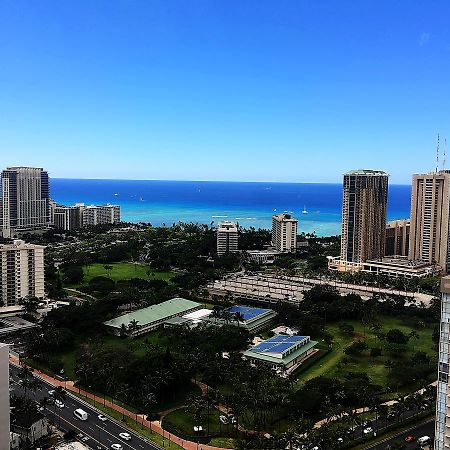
left=362, top=418, right=434, bottom=449
left=10, top=364, right=162, bottom=450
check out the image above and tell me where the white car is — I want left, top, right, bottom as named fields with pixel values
left=98, top=414, right=107, bottom=422
left=111, top=445, right=123, bottom=450
left=48, top=389, right=55, bottom=396
left=55, top=400, right=65, bottom=408
left=119, top=432, right=131, bottom=441
left=363, top=427, right=373, bottom=435
left=219, top=415, right=229, bottom=424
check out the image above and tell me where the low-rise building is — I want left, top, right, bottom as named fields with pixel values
left=104, top=298, right=201, bottom=336
left=208, top=305, right=277, bottom=333
left=11, top=411, right=49, bottom=446
left=328, top=255, right=440, bottom=278
left=245, top=249, right=282, bottom=264
left=243, top=334, right=318, bottom=375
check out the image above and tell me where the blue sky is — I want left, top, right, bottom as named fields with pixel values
left=1, top=1, right=450, bottom=183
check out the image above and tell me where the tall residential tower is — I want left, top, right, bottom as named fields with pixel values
left=272, top=213, right=298, bottom=252
left=217, top=221, right=238, bottom=256
left=435, top=275, right=450, bottom=450
left=409, top=170, right=450, bottom=273
left=0, top=240, right=45, bottom=306
left=339, top=170, right=389, bottom=269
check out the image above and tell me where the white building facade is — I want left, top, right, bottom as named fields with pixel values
left=0, top=240, right=45, bottom=306
left=217, top=221, right=238, bottom=256
left=436, top=276, right=450, bottom=449
left=82, top=204, right=120, bottom=226
left=272, top=213, right=298, bottom=252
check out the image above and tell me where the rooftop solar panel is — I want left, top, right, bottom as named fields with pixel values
left=250, top=334, right=308, bottom=354
left=227, top=305, right=271, bottom=322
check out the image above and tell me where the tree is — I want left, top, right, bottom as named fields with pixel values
left=339, top=323, right=354, bottom=336
left=19, top=296, right=40, bottom=315
left=386, top=329, right=409, bottom=345
left=370, top=347, right=382, bottom=358
left=63, top=265, right=84, bottom=284
left=344, top=341, right=368, bottom=356
left=128, top=319, right=140, bottom=335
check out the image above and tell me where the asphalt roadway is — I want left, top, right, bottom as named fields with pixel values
left=362, top=418, right=434, bottom=449
left=10, top=363, right=163, bottom=450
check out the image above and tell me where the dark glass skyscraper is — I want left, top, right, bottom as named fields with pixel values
left=0, top=167, right=50, bottom=237
left=340, top=169, right=389, bottom=265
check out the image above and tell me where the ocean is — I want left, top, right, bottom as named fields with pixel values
left=51, top=179, right=412, bottom=237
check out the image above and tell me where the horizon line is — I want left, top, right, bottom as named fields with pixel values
left=51, top=176, right=413, bottom=186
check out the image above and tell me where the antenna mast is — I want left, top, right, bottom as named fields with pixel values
left=436, top=133, right=440, bottom=173
left=443, top=138, right=447, bottom=171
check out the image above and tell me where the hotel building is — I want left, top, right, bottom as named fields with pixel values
left=0, top=240, right=45, bottom=306
left=82, top=204, right=121, bottom=227
left=51, top=203, right=84, bottom=231
left=217, top=220, right=238, bottom=256
left=272, top=213, right=298, bottom=252
left=385, top=219, right=410, bottom=257
left=337, top=169, right=389, bottom=271
left=409, top=170, right=450, bottom=273
left=0, top=167, right=50, bottom=237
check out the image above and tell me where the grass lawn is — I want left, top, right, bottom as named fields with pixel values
left=82, top=262, right=175, bottom=283
left=296, top=314, right=437, bottom=394
left=163, top=407, right=238, bottom=439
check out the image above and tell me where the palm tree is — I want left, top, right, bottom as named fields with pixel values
left=128, top=319, right=140, bottom=336
left=408, top=330, right=420, bottom=350
left=234, top=312, right=245, bottom=326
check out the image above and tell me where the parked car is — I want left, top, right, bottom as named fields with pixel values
left=48, top=389, right=55, bottom=396
left=98, top=414, right=107, bottom=422
left=55, top=400, right=64, bottom=408
left=404, top=435, right=416, bottom=443
left=363, top=427, right=373, bottom=435
left=111, top=445, right=123, bottom=450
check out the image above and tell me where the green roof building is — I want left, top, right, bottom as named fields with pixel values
left=243, top=334, right=318, bottom=376
left=104, top=298, right=201, bottom=337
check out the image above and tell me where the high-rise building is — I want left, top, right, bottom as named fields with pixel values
left=82, top=204, right=120, bottom=226
left=217, top=221, right=238, bottom=256
left=52, top=204, right=84, bottom=231
left=435, top=275, right=450, bottom=450
left=0, top=240, right=45, bottom=306
left=0, top=343, right=10, bottom=446
left=385, top=219, right=410, bottom=257
left=0, top=167, right=50, bottom=237
left=409, top=170, right=450, bottom=273
left=339, top=170, right=389, bottom=269
left=272, top=213, right=298, bottom=252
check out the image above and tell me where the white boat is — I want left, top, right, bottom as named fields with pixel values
left=302, top=205, right=308, bottom=214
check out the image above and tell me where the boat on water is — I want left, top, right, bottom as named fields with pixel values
left=302, top=205, right=308, bottom=214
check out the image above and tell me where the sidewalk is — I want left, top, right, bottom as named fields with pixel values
left=10, top=354, right=231, bottom=450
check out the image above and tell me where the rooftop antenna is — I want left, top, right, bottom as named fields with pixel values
left=443, top=138, right=447, bottom=171
left=436, top=133, right=440, bottom=173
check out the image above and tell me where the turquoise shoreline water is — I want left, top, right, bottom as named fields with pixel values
left=51, top=179, right=411, bottom=237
